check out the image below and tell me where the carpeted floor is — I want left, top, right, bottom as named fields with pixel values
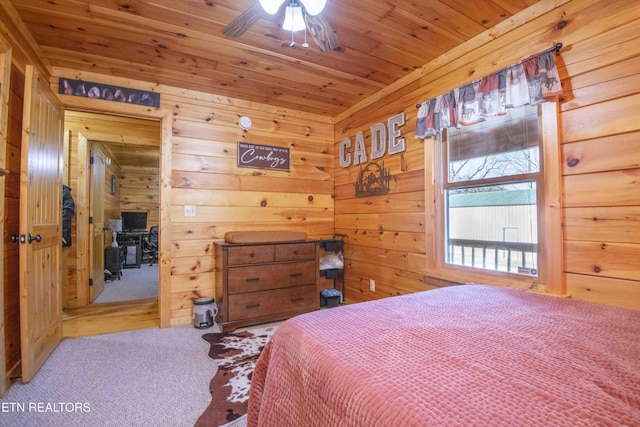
left=0, top=325, right=218, bottom=427
left=93, top=263, right=158, bottom=304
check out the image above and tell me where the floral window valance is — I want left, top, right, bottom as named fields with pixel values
left=415, top=45, right=563, bottom=139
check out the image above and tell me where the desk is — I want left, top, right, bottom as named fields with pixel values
left=116, top=231, right=148, bottom=268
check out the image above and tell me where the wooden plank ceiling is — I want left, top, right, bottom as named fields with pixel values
left=11, top=0, right=538, bottom=117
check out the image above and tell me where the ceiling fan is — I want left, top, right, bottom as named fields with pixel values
left=221, top=0, right=341, bottom=52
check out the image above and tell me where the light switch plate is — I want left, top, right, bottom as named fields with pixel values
left=184, top=205, right=197, bottom=217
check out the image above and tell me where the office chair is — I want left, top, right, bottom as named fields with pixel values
left=142, top=225, right=159, bottom=265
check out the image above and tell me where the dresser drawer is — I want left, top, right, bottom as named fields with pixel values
left=227, top=285, right=317, bottom=321
left=228, top=260, right=316, bottom=294
left=275, top=242, right=316, bottom=261
left=226, top=245, right=274, bottom=265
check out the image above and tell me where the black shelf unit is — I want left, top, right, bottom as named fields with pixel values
left=318, top=234, right=346, bottom=305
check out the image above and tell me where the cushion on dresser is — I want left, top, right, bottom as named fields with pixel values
left=224, top=230, right=308, bottom=244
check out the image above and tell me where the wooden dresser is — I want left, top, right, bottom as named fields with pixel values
left=214, top=240, right=319, bottom=331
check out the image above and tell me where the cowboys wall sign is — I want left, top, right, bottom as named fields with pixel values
left=339, top=112, right=406, bottom=197
left=237, top=142, right=290, bottom=171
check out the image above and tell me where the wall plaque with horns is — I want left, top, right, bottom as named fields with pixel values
left=58, top=78, right=160, bottom=108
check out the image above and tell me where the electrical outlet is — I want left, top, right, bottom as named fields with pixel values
left=184, top=205, right=197, bottom=217
left=369, top=279, right=375, bottom=292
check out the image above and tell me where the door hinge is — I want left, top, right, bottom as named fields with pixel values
left=89, top=278, right=93, bottom=286
left=89, top=156, right=94, bottom=164
left=89, top=216, right=93, bottom=224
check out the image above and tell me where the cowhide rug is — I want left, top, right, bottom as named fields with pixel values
left=195, top=324, right=277, bottom=427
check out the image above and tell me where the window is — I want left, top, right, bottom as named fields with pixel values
left=418, top=51, right=564, bottom=291
left=441, top=104, right=541, bottom=277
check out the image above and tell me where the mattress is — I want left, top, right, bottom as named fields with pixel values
left=247, top=284, right=640, bottom=426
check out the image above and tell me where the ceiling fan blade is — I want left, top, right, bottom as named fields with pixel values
left=221, top=3, right=265, bottom=38
left=306, top=15, right=341, bottom=52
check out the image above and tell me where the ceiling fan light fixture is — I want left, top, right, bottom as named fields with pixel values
left=299, top=0, right=326, bottom=16
left=259, top=0, right=285, bottom=15
left=282, top=6, right=306, bottom=32
left=259, top=0, right=326, bottom=16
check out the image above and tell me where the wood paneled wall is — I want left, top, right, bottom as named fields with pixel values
left=119, top=165, right=159, bottom=229
left=61, top=129, right=81, bottom=307
left=165, top=91, right=335, bottom=323
left=50, top=76, right=335, bottom=324
left=560, top=10, right=640, bottom=308
left=334, top=0, right=640, bottom=310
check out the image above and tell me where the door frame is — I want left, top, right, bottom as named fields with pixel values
left=59, top=96, right=172, bottom=329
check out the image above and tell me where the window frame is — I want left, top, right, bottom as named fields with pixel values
left=443, top=105, right=543, bottom=278
left=424, top=101, right=564, bottom=293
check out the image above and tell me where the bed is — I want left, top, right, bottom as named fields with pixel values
left=247, top=284, right=640, bottom=426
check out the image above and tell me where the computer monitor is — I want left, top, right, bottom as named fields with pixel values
left=121, top=212, right=148, bottom=232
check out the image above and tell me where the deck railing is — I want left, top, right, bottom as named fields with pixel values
left=447, top=238, right=538, bottom=274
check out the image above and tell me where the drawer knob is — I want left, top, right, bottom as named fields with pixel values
left=249, top=252, right=255, bottom=258
left=246, top=303, right=260, bottom=309
left=293, top=250, right=299, bottom=255
left=246, top=277, right=260, bottom=282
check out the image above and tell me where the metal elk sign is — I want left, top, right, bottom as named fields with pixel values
left=339, top=112, right=406, bottom=197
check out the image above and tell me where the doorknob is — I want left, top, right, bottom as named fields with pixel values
left=28, top=233, right=42, bottom=243
left=10, top=234, right=20, bottom=243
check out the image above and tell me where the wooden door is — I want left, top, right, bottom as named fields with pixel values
left=89, top=143, right=105, bottom=302
left=19, top=65, right=64, bottom=383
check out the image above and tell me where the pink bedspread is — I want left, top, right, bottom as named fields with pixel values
left=247, top=285, right=640, bottom=426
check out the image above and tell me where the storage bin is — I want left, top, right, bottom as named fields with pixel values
left=320, top=268, right=342, bottom=280
left=319, top=240, right=343, bottom=252
left=320, top=288, right=342, bottom=308
left=325, top=295, right=340, bottom=308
